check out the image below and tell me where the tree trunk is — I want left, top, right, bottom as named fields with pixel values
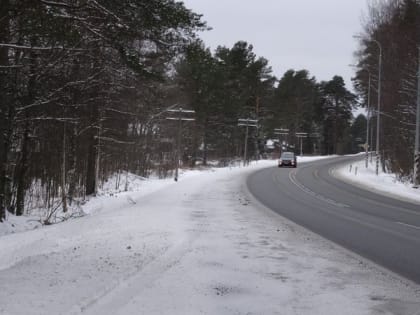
left=0, top=120, right=7, bottom=221
left=85, top=132, right=97, bottom=196
left=85, top=99, right=99, bottom=196
left=15, top=35, right=38, bottom=216
left=67, top=126, right=77, bottom=205
left=0, top=0, right=10, bottom=221
left=202, top=118, right=208, bottom=165
left=15, top=124, right=30, bottom=216
left=333, top=97, right=339, bottom=154
left=61, top=122, right=68, bottom=213
left=0, top=114, right=9, bottom=220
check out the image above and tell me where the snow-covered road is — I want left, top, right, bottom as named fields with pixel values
left=1, top=159, right=420, bottom=314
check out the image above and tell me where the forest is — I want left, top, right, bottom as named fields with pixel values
left=353, top=0, right=420, bottom=179
left=0, top=0, right=418, bottom=221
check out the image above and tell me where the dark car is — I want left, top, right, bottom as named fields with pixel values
left=278, top=151, right=297, bottom=168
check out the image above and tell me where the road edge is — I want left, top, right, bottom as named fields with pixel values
left=243, top=166, right=420, bottom=291
left=330, top=159, right=420, bottom=206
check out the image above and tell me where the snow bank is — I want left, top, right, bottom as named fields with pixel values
left=0, top=155, right=419, bottom=315
left=335, top=155, right=420, bottom=204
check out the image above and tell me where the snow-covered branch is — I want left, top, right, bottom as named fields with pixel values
left=16, top=117, right=80, bottom=123
left=0, top=65, right=23, bottom=68
left=87, top=0, right=124, bottom=24
left=95, top=136, right=135, bottom=145
left=104, top=108, right=136, bottom=116
left=0, top=43, right=86, bottom=52
left=39, top=0, right=85, bottom=9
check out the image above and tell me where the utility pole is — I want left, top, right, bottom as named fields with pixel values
left=143, top=103, right=180, bottom=168
left=238, top=119, right=258, bottom=166
left=296, top=132, right=308, bottom=156
left=414, top=47, right=420, bottom=188
left=310, top=133, right=321, bottom=155
left=349, top=64, right=371, bottom=168
left=255, top=96, right=260, bottom=160
left=353, top=36, right=382, bottom=174
left=370, top=118, right=374, bottom=163
left=166, top=107, right=195, bottom=181
left=365, top=71, right=371, bottom=168
left=373, top=39, right=382, bottom=175
left=274, top=128, right=289, bottom=154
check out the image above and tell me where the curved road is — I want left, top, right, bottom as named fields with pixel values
left=247, top=156, right=420, bottom=284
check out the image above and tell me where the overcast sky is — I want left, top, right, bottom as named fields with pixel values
left=182, top=0, right=368, bottom=90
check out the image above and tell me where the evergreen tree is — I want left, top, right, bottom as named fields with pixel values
left=350, top=114, right=368, bottom=153
left=321, top=76, right=356, bottom=154
left=268, top=70, right=322, bottom=154
left=175, top=41, right=275, bottom=160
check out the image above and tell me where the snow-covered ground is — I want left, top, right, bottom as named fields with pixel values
left=335, top=155, right=420, bottom=205
left=1, top=155, right=420, bottom=315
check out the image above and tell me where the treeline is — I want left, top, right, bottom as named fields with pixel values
left=0, top=0, right=205, bottom=220
left=177, top=41, right=360, bottom=161
left=353, top=0, right=420, bottom=178
left=0, top=0, right=360, bottom=221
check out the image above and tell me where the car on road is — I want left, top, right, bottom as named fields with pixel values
left=278, top=151, right=297, bottom=168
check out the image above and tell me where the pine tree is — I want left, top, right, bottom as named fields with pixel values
left=321, top=76, right=355, bottom=154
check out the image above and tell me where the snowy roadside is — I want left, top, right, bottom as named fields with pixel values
left=334, top=154, right=420, bottom=205
left=0, top=155, right=420, bottom=315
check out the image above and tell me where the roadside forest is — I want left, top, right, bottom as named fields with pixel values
left=353, top=0, right=420, bottom=178
left=1, top=0, right=416, bottom=221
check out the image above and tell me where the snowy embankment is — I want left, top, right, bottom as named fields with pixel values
left=335, top=155, right=420, bottom=205
left=0, top=156, right=419, bottom=315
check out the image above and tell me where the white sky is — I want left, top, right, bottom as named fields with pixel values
left=182, top=0, right=368, bottom=90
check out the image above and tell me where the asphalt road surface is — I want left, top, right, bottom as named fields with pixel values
left=247, top=156, right=420, bottom=284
